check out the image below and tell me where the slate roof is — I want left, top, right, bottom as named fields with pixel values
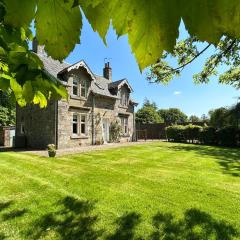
left=37, top=53, right=135, bottom=101
left=38, top=54, right=70, bottom=78
left=108, top=79, right=125, bottom=89
left=92, top=74, right=118, bottom=99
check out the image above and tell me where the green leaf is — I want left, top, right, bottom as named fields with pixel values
left=82, top=0, right=181, bottom=70
left=0, top=75, right=10, bottom=90
left=4, top=0, right=36, bottom=27
left=22, top=81, right=34, bottom=102
left=35, top=0, right=82, bottom=60
left=10, top=77, right=26, bottom=107
left=80, top=2, right=110, bottom=44
left=33, top=91, right=47, bottom=108
left=182, top=0, right=240, bottom=44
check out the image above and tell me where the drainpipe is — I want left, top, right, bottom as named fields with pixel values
left=92, top=94, right=95, bottom=145
left=55, top=101, right=58, bottom=149
left=133, top=105, right=136, bottom=142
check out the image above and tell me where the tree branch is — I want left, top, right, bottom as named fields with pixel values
left=154, top=43, right=211, bottom=72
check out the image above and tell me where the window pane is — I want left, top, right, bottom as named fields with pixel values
left=80, top=80, right=87, bottom=97
left=73, top=78, right=78, bottom=96
left=81, top=115, right=86, bottom=123
left=81, top=123, right=86, bottom=134
left=73, top=123, right=78, bottom=134
left=73, top=115, right=78, bottom=122
left=72, top=114, right=78, bottom=134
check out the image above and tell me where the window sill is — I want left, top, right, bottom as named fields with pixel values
left=121, top=134, right=130, bottom=138
left=70, top=95, right=87, bottom=100
left=119, top=105, right=128, bottom=109
left=71, top=135, right=89, bottom=139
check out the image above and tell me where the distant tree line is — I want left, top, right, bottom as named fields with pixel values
left=136, top=98, right=240, bottom=130
left=136, top=98, right=205, bottom=126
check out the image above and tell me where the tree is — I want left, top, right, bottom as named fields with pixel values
left=147, top=36, right=240, bottom=89
left=0, top=90, right=15, bottom=126
left=228, top=102, right=240, bottom=128
left=189, top=115, right=200, bottom=123
left=142, top=98, right=158, bottom=110
left=158, top=108, right=187, bottom=125
left=208, top=107, right=229, bottom=129
left=2, top=1, right=240, bottom=106
left=136, top=103, right=163, bottom=124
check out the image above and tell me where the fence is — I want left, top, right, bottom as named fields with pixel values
left=136, top=123, right=166, bottom=140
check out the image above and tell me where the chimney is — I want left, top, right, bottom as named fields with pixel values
left=103, top=62, right=112, bottom=81
left=32, top=37, right=46, bottom=56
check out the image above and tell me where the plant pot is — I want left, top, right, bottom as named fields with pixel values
left=48, top=150, right=56, bottom=158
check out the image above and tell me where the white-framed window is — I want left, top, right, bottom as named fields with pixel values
left=120, top=117, right=128, bottom=135
left=72, top=77, right=88, bottom=98
left=72, top=113, right=87, bottom=136
left=80, top=79, right=87, bottom=98
left=72, top=114, right=79, bottom=135
left=72, top=78, right=79, bottom=96
left=120, top=91, right=129, bottom=106
left=80, top=114, right=86, bottom=134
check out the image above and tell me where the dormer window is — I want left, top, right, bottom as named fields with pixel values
left=72, top=78, right=79, bottom=96
left=80, top=79, right=87, bottom=98
left=72, top=77, right=88, bottom=98
left=120, top=91, right=129, bottom=106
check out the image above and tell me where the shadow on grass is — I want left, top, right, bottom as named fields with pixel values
left=2, top=209, right=27, bottom=221
left=106, top=212, right=141, bottom=240
left=30, top=196, right=103, bottom=240
left=28, top=196, right=239, bottom=240
left=151, top=208, right=238, bottom=240
left=0, top=201, right=13, bottom=212
left=0, top=233, right=5, bottom=240
left=165, top=143, right=240, bottom=177
left=0, top=200, right=28, bottom=239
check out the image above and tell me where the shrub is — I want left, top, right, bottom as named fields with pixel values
left=109, top=121, right=122, bottom=143
left=216, top=126, right=239, bottom=147
left=47, top=144, right=56, bottom=157
left=199, top=127, right=217, bottom=145
left=185, top=124, right=202, bottom=143
left=166, top=125, right=186, bottom=142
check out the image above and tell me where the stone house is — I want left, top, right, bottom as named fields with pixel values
left=15, top=41, right=138, bottom=149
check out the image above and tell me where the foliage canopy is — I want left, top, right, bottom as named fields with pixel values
left=1, top=1, right=240, bottom=106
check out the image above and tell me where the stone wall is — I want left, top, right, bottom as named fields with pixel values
left=15, top=101, right=56, bottom=149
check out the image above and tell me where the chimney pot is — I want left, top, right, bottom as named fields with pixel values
left=32, top=37, right=46, bottom=55
left=103, top=61, right=112, bottom=81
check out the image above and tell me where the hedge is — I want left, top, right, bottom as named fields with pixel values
left=216, top=126, right=240, bottom=147
left=166, top=124, right=240, bottom=147
left=166, top=124, right=201, bottom=143
left=199, top=127, right=216, bottom=145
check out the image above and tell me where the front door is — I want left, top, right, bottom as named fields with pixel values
left=102, top=118, right=109, bottom=143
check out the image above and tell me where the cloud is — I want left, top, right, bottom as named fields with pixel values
left=173, top=91, right=182, bottom=95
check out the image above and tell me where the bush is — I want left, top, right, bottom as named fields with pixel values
left=199, top=127, right=217, bottom=145
left=216, top=126, right=239, bottom=147
left=185, top=124, right=202, bottom=143
left=109, top=121, right=122, bottom=143
left=166, top=125, right=186, bottom=142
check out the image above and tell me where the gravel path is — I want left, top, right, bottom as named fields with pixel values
left=21, top=140, right=161, bottom=157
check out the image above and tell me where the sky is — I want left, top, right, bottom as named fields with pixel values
left=64, top=16, right=240, bottom=117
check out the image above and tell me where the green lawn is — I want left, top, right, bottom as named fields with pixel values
left=0, top=142, right=239, bottom=240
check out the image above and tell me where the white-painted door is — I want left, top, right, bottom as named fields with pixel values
left=9, top=129, right=15, bottom=147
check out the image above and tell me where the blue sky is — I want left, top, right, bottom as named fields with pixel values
left=65, top=17, right=239, bottom=117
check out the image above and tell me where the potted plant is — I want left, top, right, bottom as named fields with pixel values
left=47, top=144, right=56, bottom=157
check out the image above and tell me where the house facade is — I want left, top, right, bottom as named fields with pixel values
left=15, top=40, right=138, bottom=149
